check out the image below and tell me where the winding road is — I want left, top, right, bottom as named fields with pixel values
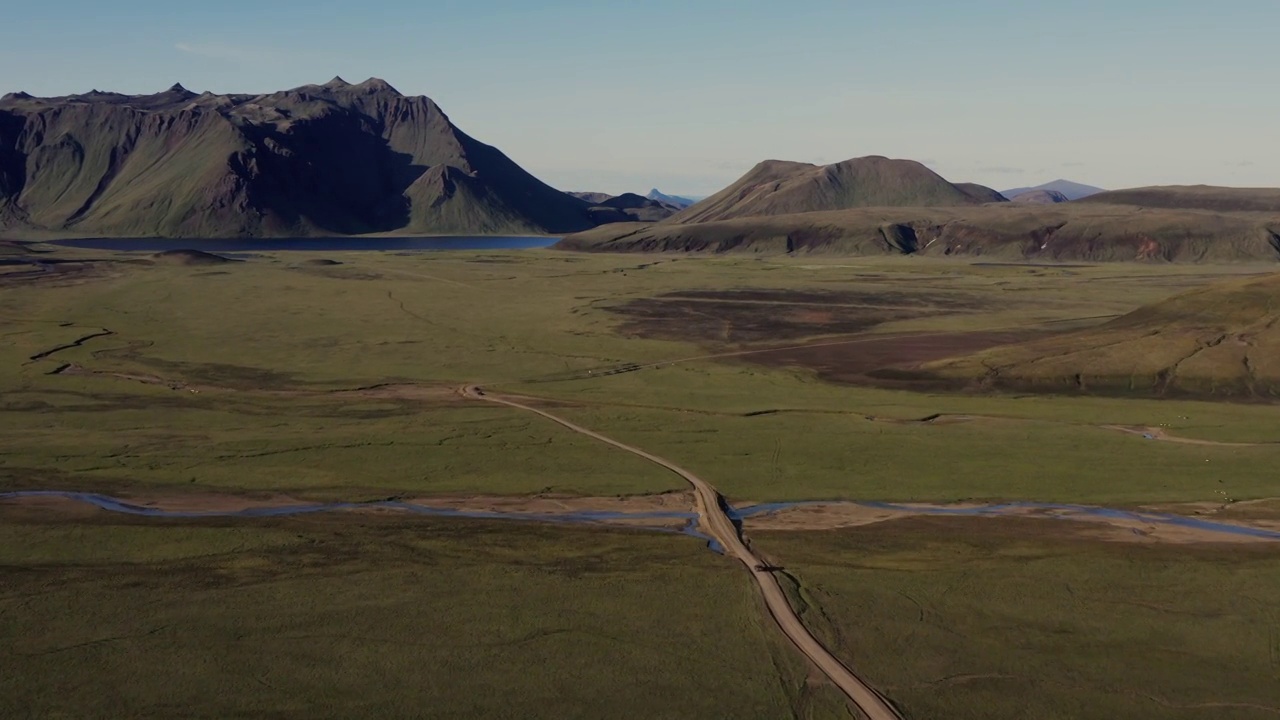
left=462, top=385, right=902, bottom=720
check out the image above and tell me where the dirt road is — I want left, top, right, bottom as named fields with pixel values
left=462, top=385, right=902, bottom=720
left=1103, top=425, right=1271, bottom=447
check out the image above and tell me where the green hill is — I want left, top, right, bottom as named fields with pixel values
left=0, top=78, right=595, bottom=237
left=925, top=272, right=1280, bottom=398
left=666, top=156, right=1000, bottom=224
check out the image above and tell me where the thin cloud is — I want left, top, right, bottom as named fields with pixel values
left=975, top=166, right=1026, bottom=175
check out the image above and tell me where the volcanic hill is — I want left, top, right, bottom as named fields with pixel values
left=560, top=155, right=1280, bottom=261
left=0, top=78, right=596, bottom=237
left=666, top=156, right=1007, bottom=224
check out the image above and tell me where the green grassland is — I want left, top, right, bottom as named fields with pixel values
left=548, top=399, right=1278, bottom=503
left=762, top=519, right=1280, bottom=719
left=2, top=248, right=1277, bottom=503
left=0, top=510, right=850, bottom=719
left=5, top=246, right=1280, bottom=719
left=2, top=390, right=682, bottom=498
left=928, top=272, right=1280, bottom=397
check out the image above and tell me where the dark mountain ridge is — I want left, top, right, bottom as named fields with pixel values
left=584, top=192, right=682, bottom=224
left=557, top=203, right=1280, bottom=262
left=1079, top=185, right=1280, bottom=213
left=0, top=78, right=595, bottom=237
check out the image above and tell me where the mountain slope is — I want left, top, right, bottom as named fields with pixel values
left=667, top=156, right=996, bottom=225
left=1010, top=189, right=1069, bottom=204
left=924, top=272, right=1280, bottom=398
left=557, top=203, right=1280, bottom=261
left=1078, top=185, right=1280, bottom=213
left=954, top=183, right=1009, bottom=204
left=1001, top=180, right=1104, bottom=201
left=570, top=191, right=615, bottom=204
left=0, top=78, right=595, bottom=237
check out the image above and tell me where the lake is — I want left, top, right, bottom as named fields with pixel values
left=52, top=236, right=558, bottom=252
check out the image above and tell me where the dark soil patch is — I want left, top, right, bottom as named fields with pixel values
left=150, top=249, right=238, bottom=266
left=665, top=288, right=980, bottom=309
left=609, top=288, right=977, bottom=344
left=0, top=259, right=111, bottom=288
left=121, top=357, right=304, bottom=390
left=301, top=258, right=343, bottom=266
left=735, top=330, right=1049, bottom=386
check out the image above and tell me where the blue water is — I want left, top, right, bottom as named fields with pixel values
left=734, top=500, right=1280, bottom=541
left=51, top=236, right=557, bottom=253
left=0, top=490, right=720, bottom=550
left=7, top=492, right=1275, bottom=552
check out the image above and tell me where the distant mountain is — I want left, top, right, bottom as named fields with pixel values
left=569, top=191, right=615, bottom=204
left=668, top=156, right=997, bottom=225
left=585, top=193, right=681, bottom=224
left=0, top=78, right=596, bottom=237
left=646, top=189, right=696, bottom=209
left=1078, top=185, right=1280, bottom=213
left=1010, top=189, right=1070, bottom=204
left=1001, top=180, right=1104, bottom=201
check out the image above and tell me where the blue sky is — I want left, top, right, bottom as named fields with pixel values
left=3, top=0, right=1277, bottom=195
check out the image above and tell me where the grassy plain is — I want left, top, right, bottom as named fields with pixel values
left=0, top=508, right=849, bottom=719
left=4, top=245, right=1280, bottom=718
left=3, top=247, right=1275, bottom=503
left=549, top=399, right=1278, bottom=503
left=762, top=518, right=1280, bottom=720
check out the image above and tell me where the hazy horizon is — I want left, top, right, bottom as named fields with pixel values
left=4, top=0, right=1277, bottom=196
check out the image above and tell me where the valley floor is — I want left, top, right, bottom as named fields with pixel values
left=2, top=242, right=1278, bottom=717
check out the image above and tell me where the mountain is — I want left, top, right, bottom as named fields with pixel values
left=569, top=191, right=615, bottom=204
left=0, top=78, right=596, bottom=237
left=583, top=193, right=681, bottom=224
left=1001, top=180, right=1104, bottom=201
left=556, top=203, right=1280, bottom=262
left=1078, top=186, right=1280, bottom=213
left=1010, top=189, right=1070, bottom=204
left=923, top=272, right=1280, bottom=398
left=954, top=183, right=1010, bottom=204
left=667, top=156, right=1001, bottom=225
left=646, top=189, right=696, bottom=209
